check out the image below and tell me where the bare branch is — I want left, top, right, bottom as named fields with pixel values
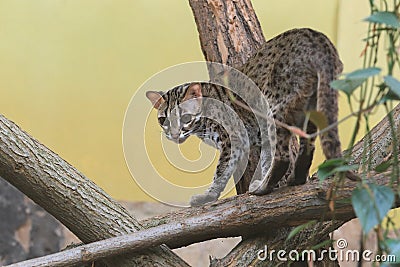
left=10, top=97, right=399, bottom=267
left=5, top=170, right=397, bottom=267
left=227, top=83, right=380, bottom=140
left=4, top=86, right=399, bottom=267
left=0, top=115, right=189, bottom=267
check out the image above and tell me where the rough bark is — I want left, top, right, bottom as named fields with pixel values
left=140, top=94, right=400, bottom=232
left=140, top=103, right=400, bottom=265
left=209, top=223, right=345, bottom=267
left=189, top=0, right=265, bottom=67
left=2, top=1, right=399, bottom=266
left=189, top=0, right=300, bottom=194
left=1, top=1, right=271, bottom=265
left=189, top=0, right=271, bottom=195
left=1, top=80, right=398, bottom=267
left=211, top=104, right=400, bottom=266
left=5, top=170, right=397, bottom=267
left=0, top=115, right=189, bottom=267
left=188, top=1, right=326, bottom=266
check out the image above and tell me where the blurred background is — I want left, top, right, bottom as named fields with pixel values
left=0, top=0, right=384, bottom=203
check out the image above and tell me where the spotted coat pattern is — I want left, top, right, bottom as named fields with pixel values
left=147, top=28, right=343, bottom=206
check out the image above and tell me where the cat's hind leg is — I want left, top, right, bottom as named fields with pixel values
left=288, top=122, right=317, bottom=185
left=249, top=127, right=291, bottom=195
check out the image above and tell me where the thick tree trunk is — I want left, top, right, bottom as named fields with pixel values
left=188, top=0, right=400, bottom=266
left=189, top=0, right=265, bottom=67
left=0, top=115, right=189, bottom=267
left=187, top=1, right=306, bottom=266
left=2, top=1, right=399, bottom=266
left=189, top=0, right=300, bottom=194
left=189, top=0, right=269, bottom=195
left=0, top=1, right=270, bottom=265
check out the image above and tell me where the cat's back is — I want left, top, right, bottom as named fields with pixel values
left=239, top=28, right=343, bottom=96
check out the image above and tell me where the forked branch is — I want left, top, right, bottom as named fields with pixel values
left=5, top=172, right=397, bottom=267
left=6, top=103, right=400, bottom=267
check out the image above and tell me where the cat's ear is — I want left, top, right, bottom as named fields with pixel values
left=184, top=83, right=202, bottom=100
left=146, top=91, right=165, bottom=109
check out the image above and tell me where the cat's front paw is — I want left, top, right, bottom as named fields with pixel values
left=190, top=192, right=219, bottom=207
left=249, top=180, right=271, bottom=195
left=249, top=180, right=262, bottom=194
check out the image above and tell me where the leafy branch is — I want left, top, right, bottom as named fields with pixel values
left=323, top=0, right=400, bottom=261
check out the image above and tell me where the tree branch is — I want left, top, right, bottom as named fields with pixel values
left=0, top=114, right=189, bottom=267
left=143, top=103, right=400, bottom=266
left=189, top=0, right=271, bottom=195
left=4, top=96, right=399, bottom=267
left=189, top=0, right=265, bottom=67
left=212, top=104, right=400, bottom=266
left=8, top=103, right=399, bottom=266
left=3, top=1, right=399, bottom=266
left=5, top=170, right=396, bottom=267
left=188, top=1, right=399, bottom=266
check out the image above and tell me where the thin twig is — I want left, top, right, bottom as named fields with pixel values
left=227, top=80, right=378, bottom=140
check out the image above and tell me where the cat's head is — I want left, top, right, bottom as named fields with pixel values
left=146, top=83, right=203, bottom=144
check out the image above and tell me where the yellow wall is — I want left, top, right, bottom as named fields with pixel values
left=0, top=0, right=382, bottom=203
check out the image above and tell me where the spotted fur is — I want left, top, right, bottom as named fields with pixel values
left=147, top=28, right=344, bottom=206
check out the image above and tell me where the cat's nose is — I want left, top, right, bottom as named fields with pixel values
left=171, top=133, right=180, bottom=139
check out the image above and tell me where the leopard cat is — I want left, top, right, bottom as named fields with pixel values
left=146, top=28, right=347, bottom=207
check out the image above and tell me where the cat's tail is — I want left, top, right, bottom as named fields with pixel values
left=317, top=61, right=360, bottom=181
left=317, top=61, right=343, bottom=160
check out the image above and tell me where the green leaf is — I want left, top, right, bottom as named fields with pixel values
left=346, top=67, right=381, bottom=80
left=383, top=239, right=400, bottom=263
left=332, top=164, right=359, bottom=172
left=381, top=91, right=400, bottom=102
left=331, top=68, right=381, bottom=96
left=318, top=159, right=346, bottom=181
left=286, top=220, right=317, bottom=241
left=310, top=239, right=334, bottom=251
left=352, top=184, right=394, bottom=234
left=375, top=159, right=392, bottom=173
left=318, top=158, right=346, bottom=168
left=330, top=78, right=365, bottom=96
left=317, top=159, right=357, bottom=182
left=384, top=76, right=400, bottom=99
left=364, top=11, right=400, bottom=29
left=317, top=168, right=336, bottom=182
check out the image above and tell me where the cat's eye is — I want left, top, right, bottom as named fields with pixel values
left=180, top=114, right=192, bottom=124
left=158, top=116, right=169, bottom=127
